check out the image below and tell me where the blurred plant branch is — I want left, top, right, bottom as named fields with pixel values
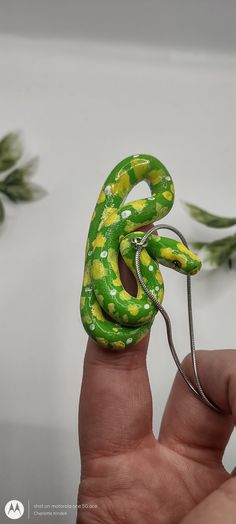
left=0, top=131, right=46, bottom=226
left=182, top=201, right=236, bottom=270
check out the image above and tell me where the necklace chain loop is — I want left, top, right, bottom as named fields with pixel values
left=133, top=223, right=222, bottom=414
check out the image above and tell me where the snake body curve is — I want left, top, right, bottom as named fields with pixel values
left=80, top=154, right=201, bottom=350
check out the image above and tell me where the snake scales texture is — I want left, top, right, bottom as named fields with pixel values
left=80, top=154, right=201, bottom=350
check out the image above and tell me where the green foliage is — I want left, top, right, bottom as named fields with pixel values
left=0, top=132, right=23, bottom=172
left=0, top=132, right=46, bottom=225
left=183, top=201, right=236, bottom=269
left=182, top=202, right=236, bottom=228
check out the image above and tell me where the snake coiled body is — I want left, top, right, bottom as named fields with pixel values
left=80, top=154, right=201, bottom=350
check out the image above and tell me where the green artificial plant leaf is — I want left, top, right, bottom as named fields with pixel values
left=182, top=201, right=236, bottom=228
left=3, top=183, right=33, bottom=202
left=0, top=131, right=46, bottom=233
left=189, top=234, right=236, bottom=269
left=26, top=183, right=47, bottom=201
left=2, top=181, right=47, bottom=203
left=0, top=132, right=23, bottom=172
left=4, top=157, right=39, bottom=185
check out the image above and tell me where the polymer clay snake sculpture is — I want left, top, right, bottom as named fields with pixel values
left=80, top=154, right=202, bottom=350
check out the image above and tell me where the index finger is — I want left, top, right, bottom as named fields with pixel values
left=79, top=226, right=156, bottom=462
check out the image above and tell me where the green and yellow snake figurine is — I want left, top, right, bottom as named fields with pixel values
left=80, top=154, right=201, bottom=350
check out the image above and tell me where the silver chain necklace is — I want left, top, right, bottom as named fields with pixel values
left=132, top=223, right=222, bottom=414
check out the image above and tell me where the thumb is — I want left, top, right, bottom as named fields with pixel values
left=180, top=475, right=236, bottom=523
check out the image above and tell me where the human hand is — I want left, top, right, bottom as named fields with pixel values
left=77, top=230, right=236, bottom=524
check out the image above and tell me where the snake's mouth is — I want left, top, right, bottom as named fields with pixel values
left=190, top=265, right=201, bottom=275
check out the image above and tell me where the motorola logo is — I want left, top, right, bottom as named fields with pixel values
left=4, top=500, right=24, bottom=520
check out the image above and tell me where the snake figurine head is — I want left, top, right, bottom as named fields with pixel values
left=144, top=235, right=202, bottom=276
left=80, top=154, right=202, bottom=350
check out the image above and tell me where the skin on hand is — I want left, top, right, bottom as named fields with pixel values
left=77, top=226, right=236, bottom=524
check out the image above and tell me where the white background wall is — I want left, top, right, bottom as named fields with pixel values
left=1, top=1, right=236, bottom=522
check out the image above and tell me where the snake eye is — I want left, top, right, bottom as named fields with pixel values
left=173, top=259, right=181, bottom=268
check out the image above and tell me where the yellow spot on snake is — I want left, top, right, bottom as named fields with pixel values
left=160, top=247, right=173, bottom=258
left=119, top=290, right=130, bottom=300
left=82, top=314, right=92, bottom=325
left=158, top=205, right=169, bottom=218
left=113, top=277, right=122, bottom=287
left=108, top=248, right=118, bottom=273
left=91, top=302, right=104, bottom=321
left=80, top=296, right=85, bottom=309
left=104, top=211, right=120, bottom=227
left=162, top=191, right=173, bottom=201
left=108, top=303, right=115, bottom=315
left=96, top=337, right=109, bottom=347
left=170, top=183, right=174, bottom=193
left=120, top=237, right=130, bottom=252
left=97, top=190, right=105, bottom=204
left=92, top=234, right=106, bottom=248
left=158, top=288, right=164, bottom=302
left=160, top=247, right=187, bottom=267
left=140, top=250, right=151, bottom=266
left=131, top=200, right=146, bottom=212
left=100, top=207, right=116, bottom=225
left=155, top=272, right=163, bottom=283
left=128, top=304, right=139, bottom=316
left=119, top=234, right=125, bottom=242
left=112, top=340, right=126, bottom=350
left=91, top=260, right=107, bottom=280
left=114, top=172, right=131, bottom=195
left=112, top=327, right=119, bottom=332
left=176, top=243, right=200, bottom=261
left=83, top=264, right=91, bottom=286
left=148, top=169, right=163, bottom=185
left=131, top=158, right=149, bottom=179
